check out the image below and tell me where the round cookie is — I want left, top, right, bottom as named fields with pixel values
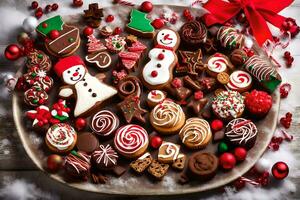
left=179, top=20, right=207, bottom=48
left=245, top=90, right=272, bottom=118
left=26, top=49, right=52, bottom=72
left=206, top=53, right=231, bottom=77
left=76, top=132, right=99, bottom=154
left=64, top=151, right=91, bottom=178
left=90, top=110, right=119, bottom=137
left=150, top=100, right=186, bottom=135
left=91, top=144, right=118, bottom=171
left=45, top=123, right=77, bottom=154
left=147, top=90, right=167, bottom=108
left=227, top=70, right=252, bottom=93
left=114, top=124, right=149, bottom=159
left=217, top=26, right=245, bottom=50
left=24, top=68, right=54, bottom=92
left=24, top=86, right=48, bottom=107
left=188, top=152, right=218, bottom=181
left=225, top=118, right=258, bottom=149
left=212, top=90, right=245, bottom=120
left=179, top=118, right=212, bottom=149
left=230, top=48, right=248, bottom=66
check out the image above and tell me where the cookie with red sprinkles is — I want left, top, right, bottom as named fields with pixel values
left=244, top=90, right=272, bottom=118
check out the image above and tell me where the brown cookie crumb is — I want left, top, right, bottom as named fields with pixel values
left=148, top=160, right=169, bottom=180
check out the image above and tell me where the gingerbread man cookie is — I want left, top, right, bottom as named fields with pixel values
left=142, top=29, right=180, bottom=90
left=54, top=56, right=117, bottom=117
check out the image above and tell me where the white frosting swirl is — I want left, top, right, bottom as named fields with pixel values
left=227, top=70, right=252, bottom=91
left=46, top=123, right=76, bottom=150
left=151, top=100, right=184, bottom=128
left=147, top=90, right=166, bottom=104
left=158, top=142, right=180, bottom=161
left=114, top=124, right=149, bottom=156
left=207, top=54, right=228, bottom=73
left=179, top=118, right=211, bottom=147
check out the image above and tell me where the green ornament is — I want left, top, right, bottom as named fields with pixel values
left=127, top=9, right=154, bottom=34
left=218, top=142, right=229, bottom=154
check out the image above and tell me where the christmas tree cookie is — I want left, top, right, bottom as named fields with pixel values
left=126, top=9, right=155, bottom=38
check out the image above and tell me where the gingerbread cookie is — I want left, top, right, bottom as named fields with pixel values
left=83, top=3, right=103, bottom=28
left=148, top=159, right=169, bottom=180
left=90, top=110, right=119, bottom=137
left=142, top=29, right=180, bottom=90
left=36, top=16, right=80, bottom=57
left=45, top=123, right=77, bottom=154
left=24, top=86, right=48, bottom=107
left=177, top=49, right=204, bottom=77
left=227, top=70, right=252, bottom=93
left=206, top=53, right=232, bottom=77
left=179, top=118, right=212, bottom=149
left=126, top=9, right=155, bottom=38
left=114, top=124, right=149, bottom=159
left=158, top=141, right=180, bottom=164
left=130, top=152, right=153, bottom=173
left=26, top=49, right=52, bottom=72
left=54, top=56, right=117, bottom=117
left=150, top=100, right=185, bottom=135
left=64, top=151, right=91, bottom=178
left=147, top=90, right=166, bottom=108
left=105, top=35, right=126, bottom=53
left=91, top=144, right=118, bottom=171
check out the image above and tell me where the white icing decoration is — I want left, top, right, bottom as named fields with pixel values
left=147, top=90, right=166, bottom=103
left=93, top=144, right=118, bottom=167
left=207, top=55, right=228, bottom=73
left=59, top=88, right=73, bottom=97
left=158, top=142, right=180, bottom=161
left=85, top=52, right=111, bottom=69
left=156, top=29, right=178, bottom=48
left=46, top=123, right=76, bottom=150
left=227, top=70, right=252, bottom=91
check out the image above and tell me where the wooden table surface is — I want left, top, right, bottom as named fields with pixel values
left=0, top=0, right=300, bottom=199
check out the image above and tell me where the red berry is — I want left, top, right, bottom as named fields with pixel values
left=234, top=147, right=247, bottom=161
left=151, top=70, right=158, bottom=77
left=284, top=51, right=291, bottom=58
left=140, top=1, right=153, bottom=13
left=194, top=91, right=204, bottom=100
left=151, top=18, right=164, bottom=29
left=75, top=118, right=87, bottom=131
left=49, top=30, right=60, bottom=39
left=150, top=136, right=163, bottom=149
left=183, top=9, right=191, bottom=18
left=36, top=7, right=43, bottom=12
left=105, top=15, right=115, bottom=23
left=35, top=11, right=43, bottom=19
left=286, top=112, right=292, bottom=119
left=211, top=119, right=223, bottom=132
left=113, top=27, right=122, bottom=35
left=219, top=152, right=236, bottom=170
left=45, top=5, right=52, bottom=12
left=247, top=50, right=255, bottom=57
left=157, top=53, right=164, bottom=60
left=234, top=178, right=246, bottom=190
left=31, top=1, right=38, bottom=9
left=47, top=154, right=63, bottom=173
left=52, top=3, right=59, bottom=11
left=83, top=26, right=93, bottom=36
left=73, top=0, right=83, bottom=7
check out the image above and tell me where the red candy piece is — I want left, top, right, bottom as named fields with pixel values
left=75, top=118, right=87, bottom=131
left=280, top=112, right=292, bottom=129
left=51, top=3, right=59, bottom=11
left=234, top=147, right=247, bottom=161
left=140, top=1, right=153, bottom=13
left=45, top=5, right=52, bottom=12
left=219, top=152, right=236, bottom=170
left=150, top=136, right=162, bottom=149
left=272, top=161, right=289, bottom=180
left=35, top=10, right=43, bottom=19
left=245, top=90, right=272, bottom=117
left=157, top=53, right=164, bottom=60
left=183, top=9, right=191, bottom=18
left=73, top=0, right=83, bottom=7
left=114, top=27, right=122, bottom=35
left=31, top=1, right=38, bottom=9
left=106, top=15, right=115, bottom=23
left=194, top=91, right=203, bottom=100
left=151, top=70, right=158, bottom=77
left=151, top=18, right=164, bottom=29
left=280, top=83, right=291, bottom=98
left=211, top=119, right=223, bottom=132
left=83, top=26, right=94, bottom=36
left=49, top=30, right=60, bottom=39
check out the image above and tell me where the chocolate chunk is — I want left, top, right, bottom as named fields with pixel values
left=112, top=165, right=127, bottom=177
left=213, top=130, right=225, bottom=142
left=76, top=132, right=99, bottom=154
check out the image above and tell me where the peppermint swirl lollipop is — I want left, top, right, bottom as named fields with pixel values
left=217, top=26, right=245, bottom=50
left=180, top=20, right=207, bottom=45
left=207, top=53, right=228, bottom=73
left=45, top=123, right=77, bottom=153
left=90, top=110, right=119, bottom=137
left=227, top=70, right=252, bottom=93
left=179, top=118, right=212, bottom=149
left=114, top=124, right=149, bottom=158
left=225, top=118, right=258, bottom=148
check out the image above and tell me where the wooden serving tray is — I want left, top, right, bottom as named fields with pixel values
left=13, top=5, right=280, bottom=196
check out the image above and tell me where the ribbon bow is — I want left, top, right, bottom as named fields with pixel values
left=202, top=0, right=294, bottom=46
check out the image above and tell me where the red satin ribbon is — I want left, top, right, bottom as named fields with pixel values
left=202, top=0, right=294, bottom=46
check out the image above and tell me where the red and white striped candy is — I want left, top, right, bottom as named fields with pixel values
left=227, top=70, right=252, bottom=92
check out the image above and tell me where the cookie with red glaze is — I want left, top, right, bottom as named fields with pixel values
left=245, top=90, right=272, bottom=118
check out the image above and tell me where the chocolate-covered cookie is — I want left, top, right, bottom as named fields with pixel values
left=26, top=49, right=52, bottom=72
left=91, top=144, right=118, bottom=171
left=24, top=86, right=48, bottom=107
left=188, top=152, right=218, bottom=181
left=90, top=110, right=119, bottom=137
left=230, top=48, right=248, bottom=66
left=180, top=20, right=207, bottom=48
left=76, top=132, right=99, bottom=154
left=64, top=151, right=91, bottom=178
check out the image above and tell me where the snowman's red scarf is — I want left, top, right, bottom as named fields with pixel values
left=154, top=44, right=174, bottom=51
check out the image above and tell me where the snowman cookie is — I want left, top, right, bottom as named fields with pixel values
left=142, top=29, right=180, bottom=90
left=54, top=55, right=117, bottom=117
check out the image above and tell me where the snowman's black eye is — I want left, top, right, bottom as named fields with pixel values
left=162, top=50, right=165, bottom=52
left=162, top=33, right=165, bottom=35
left=67, top=70, right=70, bottom=73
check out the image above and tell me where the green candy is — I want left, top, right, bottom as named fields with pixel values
left=218, top=142, right=229, bottom=154
left=37, top=54, right=43, bottom=59
left=68, top=38, right=74, bottom=43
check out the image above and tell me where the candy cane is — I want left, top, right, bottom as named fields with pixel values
left=281, top=130, right=293, bottom=141
left=113, top=0, right=135, bottom=6
left=239, top=176, right=260, bottom=186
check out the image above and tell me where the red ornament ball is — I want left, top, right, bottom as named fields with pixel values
left=75, top=118, right=87, bottom=131
left=150, top=136, right=163, bottom=149
left=140, top=1, right=153, bottom=13
left=35, top=10, right=43, bottom=19
left=73, top=0, right=83, bottom=7
left=47, top=154, right=64, bottom=172
left=272, top=161, right=289, bottom=180
left=151, top=18, right=164, bottom=29
left=211, top=119, right=223, bottom=132
left=31, top=1, right=38, bottom=9
left=219, top=152, right=236, bottom=170
left=113, top=27, right=122, bottom=35
left=83, top=26, right=94, bottom=36
left=105, top=15, right=115, bottom=23
left=5, top=44, right=22, bottom=61
left=52, top=3, right=59, bottom=11
left=49, top=30, right=60, bottom=39
left=234, top=147, right=247, bottom=161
